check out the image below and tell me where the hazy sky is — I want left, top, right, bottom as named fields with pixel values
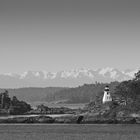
left=0, top=0, right=140, bottom=73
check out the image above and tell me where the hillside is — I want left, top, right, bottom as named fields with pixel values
left=84, top=70, right=140, bottom=123
left=0, top=82, right=119, bottom=104
left=45, top=82, right=119, bottom=103
left=0, top=87, right=67, bottom=103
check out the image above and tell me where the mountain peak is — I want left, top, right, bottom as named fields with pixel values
left=0, top=68, right=138, bottom=88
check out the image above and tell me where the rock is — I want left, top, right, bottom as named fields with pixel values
left=54, top=115, right=78, bottom=123
left=82, top=116, right=117, bottom=124
left=0, top=115, right=55, bottom=123
left=129, top=113, right=140, bottom=118
left=77, top=116, right=84, bottom=124
left=116, top=117, right=136, bottom=124
left=23, top=116, right=55, bottom=123
left=23, top=117, right=37, bottom=123
left=36, top=116, right=55, bottom=123
left=116, top=111, right=126, bottom=118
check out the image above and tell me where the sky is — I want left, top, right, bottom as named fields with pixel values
left=0, top=0, right=140, bottom=73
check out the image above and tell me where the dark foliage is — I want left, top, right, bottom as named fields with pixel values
left=114, top=70, right=140, bottom=111
left=134, top=70, right=140, bottom=81
left=0, top=90, right=31, bottom=115
left=0, top=90, right=11, bottom=109
left=10, top=96, right=31, bottom=115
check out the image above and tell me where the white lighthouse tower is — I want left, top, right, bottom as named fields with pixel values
left=102, top=86, right=112, bottom=104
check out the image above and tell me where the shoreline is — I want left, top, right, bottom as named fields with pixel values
left=0, top=114, right=72, bottom=119
left=0, top=114, right=139, bottom=124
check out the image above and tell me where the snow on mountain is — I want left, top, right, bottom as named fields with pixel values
left=0, top=68, right=139, bottom=88
left=60, top=68, right=94, bottom=78
left=98, top=67, right=114, bottom=75
left=122, top=69, right=138, bottom=77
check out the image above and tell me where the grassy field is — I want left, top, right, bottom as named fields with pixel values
left=0, top=124, right=140, bottom=140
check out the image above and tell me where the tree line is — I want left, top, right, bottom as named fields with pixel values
left=0, top=90, right=31, bottom=115
left=45, top=81, right=119, bottom=103
left=113, top=70, right=140, bottom=111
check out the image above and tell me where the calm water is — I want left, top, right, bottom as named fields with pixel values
left=0, top=124, right=140, bottom=140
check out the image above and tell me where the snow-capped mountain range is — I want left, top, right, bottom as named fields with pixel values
left=0, top=67, right=139, bottom=88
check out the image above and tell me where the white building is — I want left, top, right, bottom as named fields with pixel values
left=102, top=86, right=112, bottom=104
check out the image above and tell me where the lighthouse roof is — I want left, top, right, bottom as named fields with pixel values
left=104, top=86, right=109, bottom=91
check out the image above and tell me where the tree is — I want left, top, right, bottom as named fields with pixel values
left=114, top=75, right=140, bottom=111
left=114, top=81, right=130, bottom=104
left=10, top=96, right=31, bottom=115
left=11, top=96, right=18, bottom=105
left=134, top=70, right=140, bottom=81
left=0, top=90, right=11, bottom=109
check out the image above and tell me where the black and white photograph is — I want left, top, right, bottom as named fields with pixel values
left=0, top=0, right=140, bottom=139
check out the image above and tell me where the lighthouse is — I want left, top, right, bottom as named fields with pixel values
left=102, top=86, right=112, bottom=104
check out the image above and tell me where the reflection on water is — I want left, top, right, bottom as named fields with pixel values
left=0, top=124, right=140, bottom=140
left=0, top=114, right=72, bottom=119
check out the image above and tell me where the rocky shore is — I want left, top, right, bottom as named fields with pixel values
left=0, top=114, right=77, bottom=124
left=1, top=98, right=140, bottom=124
left=0, top=112, right=140, bottom=124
